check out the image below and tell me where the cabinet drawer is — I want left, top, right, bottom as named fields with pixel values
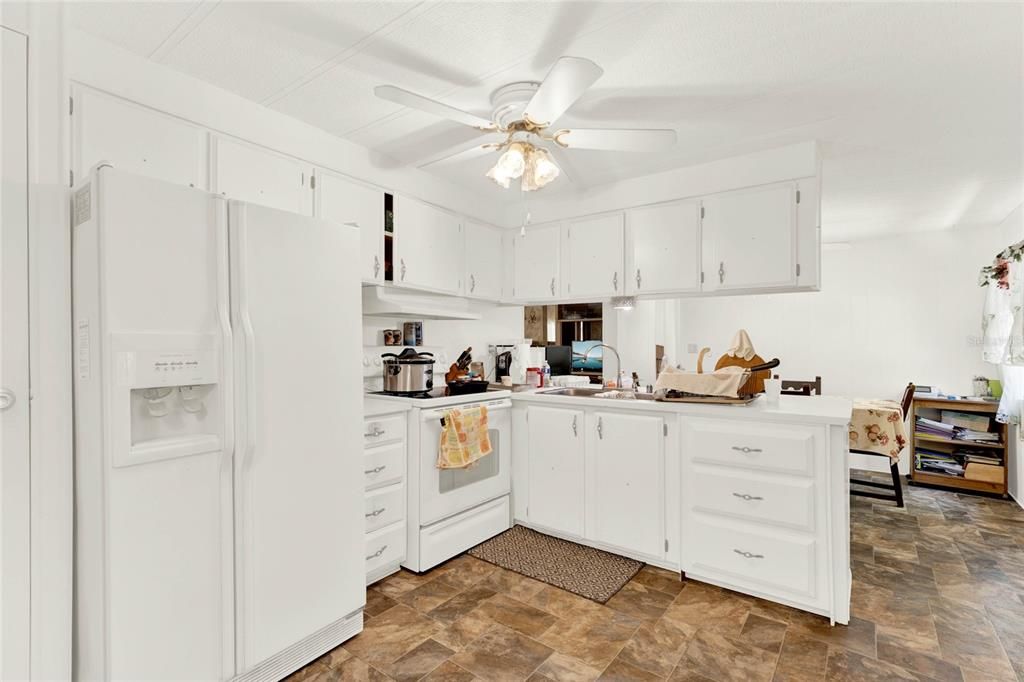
left=691, top=467, right=814, bottom=532
left=364, top=441, right=405, bottom=490
left=365, top=483, right=405, bottom=534
left=688, top=518, right=816, bottom=599
left=363, top=414, right=406, bottom=445
left=688, top=419, right=817, bottom=476
left=365, top=523, right=405, bottom=576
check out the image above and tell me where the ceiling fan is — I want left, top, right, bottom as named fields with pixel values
left=374, top=56, right=677, bottom=191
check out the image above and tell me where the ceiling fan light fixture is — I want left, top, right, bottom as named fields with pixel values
left=487, top=141, right=527, bottom=188
left=532, top=146, right=560, bottom=187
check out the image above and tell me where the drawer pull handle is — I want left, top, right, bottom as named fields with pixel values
left=366, top=545, right=388, bottom=560
left=366, top=507, right=386, bottom=518
left=733, top=549, right=764, bottom=559
left=365, top=465, right=387, bottom=475
left=731, top=446, right=763, bottom=454
left=732, top=493, right=764, bottom=501
left=571, top=415, right=578, bottom=437
left=364, top=426, right=385, bottom=438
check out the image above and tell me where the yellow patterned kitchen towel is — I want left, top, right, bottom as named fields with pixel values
left=437, top=406, right=492, bottom=469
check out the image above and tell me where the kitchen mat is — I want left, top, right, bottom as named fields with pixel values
left=468, top=525, right=643, bottom=603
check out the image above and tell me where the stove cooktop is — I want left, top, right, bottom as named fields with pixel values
left=366, top=386, right=511, bottom=405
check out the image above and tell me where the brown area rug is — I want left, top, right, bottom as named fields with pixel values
left=468, top=525, right=643, bottom=603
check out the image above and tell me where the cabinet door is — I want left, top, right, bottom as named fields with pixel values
left=564, top=214, right=624, bottom=298
left=394, top=196, right=462, bottom=295
left=316, top=171, right=384, bottom=284
left=214, top=137, right=313, bottom=216
left=589, top=412, right=665, bottom=558
left=513, top=224, right=561, bottom=300
left=72, top=87, right=207, bottom=189
left=527, top=406, right=584, bottom=536
left=464, top=220, right=503, bottom=299
left=627, top=201, right=700, bottom=294
left=701, top=183, right=797, bottom=291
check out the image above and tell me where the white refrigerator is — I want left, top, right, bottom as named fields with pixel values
left=72, top=166, right=365, bottom=681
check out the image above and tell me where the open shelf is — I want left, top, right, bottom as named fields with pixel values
left=912, top=433, right=1004, bottom=449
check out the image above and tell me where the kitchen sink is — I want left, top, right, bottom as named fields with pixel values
left=541, top=387, right=657, bottom=401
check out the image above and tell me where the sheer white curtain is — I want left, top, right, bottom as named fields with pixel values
left=981, top=259, right=1024, bottom=424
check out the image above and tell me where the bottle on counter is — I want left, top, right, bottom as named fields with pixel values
left=542, top=360, right=551, bottom=387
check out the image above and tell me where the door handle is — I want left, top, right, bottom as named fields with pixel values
left=373, top=255, right=380, bottom=278
left=364, top=465, right=387, bottom=475
left=366, top=545, right=388, bottom=560
left=597, top=416, right=603, bottom=439
left=719, top=261, right=725, bottom=284
left=401, top=259, right=407, bottom=281
left=0, top=389, right=15, bottom=411
left=571, top=415, right=577, bottom=437
left=365, top=507, right=386, bottom=518
left=612, top=271, right=618, bottom=291
left=550, top=277, right=555, bottom=296
left=635, top=268, right=641, bottom=289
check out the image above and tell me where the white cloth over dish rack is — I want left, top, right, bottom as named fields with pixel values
left=654, top=365, right=749, bottom=398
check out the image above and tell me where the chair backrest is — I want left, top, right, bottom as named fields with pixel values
left=774, top=375, right=822, bottom=396
left=900, top=383, right=915, bottom=419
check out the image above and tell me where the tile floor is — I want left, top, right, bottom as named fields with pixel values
left=289, top=475, right=1024, bottom=681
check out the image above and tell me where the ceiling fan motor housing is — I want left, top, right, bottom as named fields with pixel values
left=490, top=81, right=541, bottom=131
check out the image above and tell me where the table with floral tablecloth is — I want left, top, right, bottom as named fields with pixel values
left=849, top=399, right=907, bottom=461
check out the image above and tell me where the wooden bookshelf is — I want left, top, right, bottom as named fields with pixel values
left=909, top=397, right=1008, bottom=497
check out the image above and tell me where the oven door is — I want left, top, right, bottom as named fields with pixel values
left=419, top=398, right=511, bottom=526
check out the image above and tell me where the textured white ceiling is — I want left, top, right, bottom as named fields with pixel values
left=70, top=1, right=1023, bottom=239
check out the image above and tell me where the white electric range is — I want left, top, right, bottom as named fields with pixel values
left=363, top=347, right=512, bottom=572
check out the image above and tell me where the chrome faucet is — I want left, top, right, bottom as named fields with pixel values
left=583, top=343, right=621, bottom=388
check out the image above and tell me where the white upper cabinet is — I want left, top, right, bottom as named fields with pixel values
left=701, top=182, right=797, bottom=292
left=315, top=171, right=384, bottom=284
left=626, top=201, right=701, bottom=295
left=393, top=196, right=462, bottom=295
left=214, top=137, right=313, bottom=216
left=464, top=220, right=504, bottom=299
left=513, top=223, right=561, bottom=301
left=527, top=405, right=585, bottom=537
left=563, top=214, right=625, bottom=299
left=72, top=88, right=207, bottom=189
left=588, top=411, right=665, bottom=559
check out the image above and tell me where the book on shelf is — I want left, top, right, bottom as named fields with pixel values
left=940, top=410, right=992, bottom=431
left=915, top=448, right=965, bottom=476
left=915, top=417, right=1000, bottom=444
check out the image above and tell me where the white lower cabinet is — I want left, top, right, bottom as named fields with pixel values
left=681, top=417, right=836, bottom=618
left=363, top=413, right=407, bottom=585
left=588, top=411, right=665, bottom=559
left=526, top=405, right=585, bottom=537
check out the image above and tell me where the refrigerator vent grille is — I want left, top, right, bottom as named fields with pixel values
left=73, top=185, right=92, bottom=226
left=232, top=611, right=363, bottom=682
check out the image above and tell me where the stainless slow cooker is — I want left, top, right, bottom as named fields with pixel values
left=381, top=348, right=434, bottom=394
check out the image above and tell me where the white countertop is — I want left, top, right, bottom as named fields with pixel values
left=511, top=390, right=852, bottom=426
left=363, top=397, right=412, bottom=418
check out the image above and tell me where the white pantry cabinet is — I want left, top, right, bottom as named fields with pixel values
left=213, top=136, right=313, bottom=216
left=701, top=182, right=797, bottom=292
left=563, top=214, right=624, bottom=298
left=71, top=87, right=207, bottom=189
left=316, top=171, right=385, bottom=284
left=526, top=405, right=585, bottom=537
left=513, top=223, right=561, bottom=300
left=464, top=220, right=504, bottom=299
left=588, top=411, right=666, bottom=559
left=393, top=196, right=462, bottom=295
left=626, top=201, right=701, bottom=295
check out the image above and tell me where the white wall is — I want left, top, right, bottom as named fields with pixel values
left=361, top=303, right=524, bottom=390
left=674, top=223, right=1009, bottom=474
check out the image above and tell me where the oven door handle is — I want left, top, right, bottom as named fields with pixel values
left=421, top=400, right=512, bottom=421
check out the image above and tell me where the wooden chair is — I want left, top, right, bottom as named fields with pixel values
left=773, top=375, right=822, bottom=396
left=849, top=383, right=914, bottom=508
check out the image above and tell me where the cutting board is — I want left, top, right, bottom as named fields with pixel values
left=715, top=352, right=770, bottom=395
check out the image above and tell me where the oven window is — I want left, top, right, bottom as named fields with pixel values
left=439, top=428, right=500, bottom=493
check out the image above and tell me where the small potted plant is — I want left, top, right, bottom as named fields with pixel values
left=972, top=375, right=990, bottom=397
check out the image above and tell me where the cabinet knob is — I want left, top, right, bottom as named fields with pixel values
left=612, top=271, right=618, bottom=291
left=373, top=255, right=380, bottom=278
left=635, top=268, right=641, bottom=289
left=719, top=261, right=725, bottom=284
left=732, top=492, right=764, bottom=501
left=401, top=259, right=407, bottom=281
left=364, top=465, right=387, bottom=475
left=550, top=277, right=555, bottom=296
left=733, top=549, right=764, bottom=559
left=571, top=415, right=578, bottom=437
left=365, top=507, right=386, bottom=518
left=0, top=389, right=15, bottom=411
left=597, top=416, right=603, bottom=439
left=731, top=446, right=762, bottom=454
left=364, top=425, right=385, bottom=438
left=470, top=274, right=476, bottom=293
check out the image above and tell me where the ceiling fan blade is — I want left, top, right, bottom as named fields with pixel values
left=524, top=56, right=603, bottom=127
left=374, top=85, right=495, bottom=130
left=417, top=141, right=498, bottom=168
left=554, top=128, right=677, bottom=152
